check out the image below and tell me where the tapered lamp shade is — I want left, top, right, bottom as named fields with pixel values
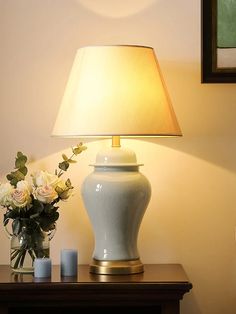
left=52, top=45, right=182, bottom=275
left=52, top=45, right=181, bottom=137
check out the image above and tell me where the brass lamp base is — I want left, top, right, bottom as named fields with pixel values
left=89, top=259, right=144, bottom=275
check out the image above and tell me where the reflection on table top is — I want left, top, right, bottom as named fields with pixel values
left=0, top=264, right=191, bottom=285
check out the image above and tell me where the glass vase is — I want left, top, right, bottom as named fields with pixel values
left=6, top=225, right=55, bottom=273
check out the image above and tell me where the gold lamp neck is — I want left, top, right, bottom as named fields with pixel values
left=112, top=136, right=121, bottom=147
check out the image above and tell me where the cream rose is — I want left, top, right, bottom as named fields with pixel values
left=11, top=181, right=31, bottom=208
left=34, top=185, right=58, bottom=204
left=32, top=170, right=59, bottom=188
left=0, top=182, right=14, bottom=207
left=17, top=180, right=32, bottom=194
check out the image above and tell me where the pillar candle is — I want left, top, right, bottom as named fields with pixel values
left=60, top=249, right=78, bottom=277
left=34, top=258, right=51, bottom=278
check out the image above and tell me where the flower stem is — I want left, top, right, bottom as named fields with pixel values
left=19, top=249, right=26, bottom=268
left=11, top=249, right=20, bottom=261
left=13, top=249, right=24, bottom=269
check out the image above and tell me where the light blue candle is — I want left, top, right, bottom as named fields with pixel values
left=60, top=249, right=78, bottom=277
left=34, top=258, right=52, bottom=278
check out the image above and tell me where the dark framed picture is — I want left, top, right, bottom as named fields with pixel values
left=202, top=0, right=236, bottom=83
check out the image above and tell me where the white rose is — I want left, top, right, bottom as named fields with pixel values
left=34, top=185, right=58, bottom=204
left=11, top=181, right=32, bottom=208
left=32, top=170, right=59, bottom=188
left=16, top=180, right=32, bottom=194
left=0, top=182, right=14, bottom=207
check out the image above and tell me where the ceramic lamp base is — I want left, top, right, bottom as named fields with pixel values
left=82, top=146, right=151, bottom=275
left=90, top=259, right=144, bottom=275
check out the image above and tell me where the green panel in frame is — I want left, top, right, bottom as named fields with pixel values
left=201, top=0, right=236, bottom=83
left=217, top=0, right=236, bottom=48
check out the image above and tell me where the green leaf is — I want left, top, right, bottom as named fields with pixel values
left=15, top=169, right=25, bottom=179
left=4, top=210, right=19, bottom=222
left=62, top=154, right=68, bottom=161
left=68, top=159, right=77, bottom=163
left=44, top=204, right=55, bottom=214
left=59, top=161, right=69, bottom=171
left=6, top=174, right=14, bottom=181
left=65, top=178, right=72, bottom=187
left=3, top=217, right=9, bottom=226
left=17, top=152, right=23, bottom=158
left=72, top=147, right=80, bottom=155
left=10, top=177, right=18, bottom=187
left=55, top=186, right=64, bottom=194
left=79, top=144, right=87, bottom=151
left=72, top=147, right=82, bottom=155
left=6, top=151, right=28, bottom=185
left=30, top=213, right=40, bottom=219
left=9, top=170, right=25, bottom=184
left=39, top=212, right=59, bottom=232
left=52, top=211, right=59, bottom=221
left=72, top=143, right=86, bottom=155
left=19, top=166, right=27, bottom=176
left=15, top=153, right=27, bottom=169
left=31, top=199, right=44, bottom=214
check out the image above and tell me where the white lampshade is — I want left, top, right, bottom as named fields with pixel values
left=52, top=45, right=182, bottom=138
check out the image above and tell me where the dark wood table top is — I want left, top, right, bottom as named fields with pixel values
left=0, top=263, right=192, bottom=285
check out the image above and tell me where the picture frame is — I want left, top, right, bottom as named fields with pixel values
left=201, top=0, right=236, bottom=83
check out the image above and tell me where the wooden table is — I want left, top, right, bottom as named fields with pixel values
left=0, top=264, right=192, bottom=314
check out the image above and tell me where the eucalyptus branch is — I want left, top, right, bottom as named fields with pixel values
left=57, top=151, right=76, bottom=177
left=57, top=143, right=87, bottom=177
left=6, top=152, right=28, bottom=187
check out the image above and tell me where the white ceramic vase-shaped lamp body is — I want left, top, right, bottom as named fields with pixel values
left=82, top=147, right=151, bottom=275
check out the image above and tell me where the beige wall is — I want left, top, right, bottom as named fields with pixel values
left=0, top=1, right=236, bottom=313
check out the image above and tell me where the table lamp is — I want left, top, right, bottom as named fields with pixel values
left=52, top=45, right=182, bottom=275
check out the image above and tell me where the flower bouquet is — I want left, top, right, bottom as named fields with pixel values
left=0, top=144, right=86, bottom=272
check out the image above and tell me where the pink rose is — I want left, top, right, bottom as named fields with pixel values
left=11, top=181, right=31, bottom=208
left=34, top=185, right=58, bottom=204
